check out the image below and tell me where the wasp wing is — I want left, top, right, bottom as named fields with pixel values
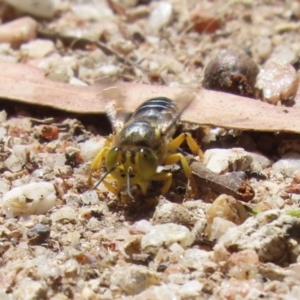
left=98, top=80, right=131, bottom=132
left=161, top=90, right=196, bottom=134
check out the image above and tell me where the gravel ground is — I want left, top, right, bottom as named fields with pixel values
left=0, top=1, right=300, bottom=299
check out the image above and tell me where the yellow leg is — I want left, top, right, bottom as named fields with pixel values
left=139, top=180, right=149, bottom=195
left=164, top=153, right=191, bottom=179
left=103, top=180, right=118, bottom=195
left=163, top=152, right=196, bottom=198
left=88, top=137, right=112, bottom=186
left=167, top=132, right=203, bottom=160
left=152, top=172, right=172, bottom=195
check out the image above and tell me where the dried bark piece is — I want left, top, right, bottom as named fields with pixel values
left=190, top=9, right=222, bottom=34
left=0, top=61, right=300, bottom=133
left=190, top=160, right=254, bottom=202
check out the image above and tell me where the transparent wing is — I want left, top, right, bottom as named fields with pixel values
left=162, top=90, right=196, bottom=134
left=97, top=78, right=130, bottom=132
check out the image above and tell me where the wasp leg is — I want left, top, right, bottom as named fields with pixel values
left=103, top=180, right=118, bottom=195
left=87, top=137, right=112, bottom=186
left=152, top=172, right=172, bottom=195
left=167, top=132, right=204, bottom=160
left=163, top=153, right=196, bottom=197
left=139, top=180, right=149, bottom=195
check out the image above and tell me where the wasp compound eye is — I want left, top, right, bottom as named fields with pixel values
left=137, top=149, right=158, bottom=180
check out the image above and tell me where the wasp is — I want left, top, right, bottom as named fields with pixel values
left=88, top=87, right=202, bottom=199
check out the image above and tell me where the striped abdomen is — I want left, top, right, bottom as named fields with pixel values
left=130, top=97, right=178, bottom=132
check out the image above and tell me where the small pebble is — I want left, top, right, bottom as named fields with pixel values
left=270, top=45, right=297, bottom=64
left=129, top=219, right=152, bottom=235
left=1, top=182, right=57, bottom=217
left=0, top=110, right=7, bottom=123
left=179, top=248, right=211, bottom=271
left=251, top=37, right=272, bottom=62
left=4, top=154, right=24, bottom=172
left=12, top=278, right=46, bottom=299
left=79, top=137, right=105, bottom=162
left=126, top=284, right=177, bottom=300
left=21, top=39, right=55, bottom=59
left=71, top=4, right=113, bottom=21
left=272, top=152, right=300, bottom=177
left=152, top=201, right=192, bottom=227
left=27, top=223, right=50, bottom=245
left=218, top=210, right=300, bottom=263
left=81, top=190, right=99, bottom=205
left=0, top=17, right=37, bottom=45
left=141, top=223, right=194, bottom=255
left=3, top=0, right=54, bottom=19
left=206, top=194, right=249, bottom=239
left=179, top=280, right=204, bottom=298
left=256, top=59, right=299, bottom=104
left=51, top=207, right=76, bottom=223
left=148, top=2, right=173, bottom=32
left=209, top=217, right=236, bottom=242
left=111, top=265, right=160, bottom=295
left=203, top=50, right=259, bottom=97
left=249, top=152, right=272, bottom=172
left=203, top=148, right=253, bottom=174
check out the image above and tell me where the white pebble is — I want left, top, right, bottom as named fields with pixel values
left=81, top=190, right=99, bottom=205
left=141, top=223, right=194, bottom=255
left=249, top=152, right=272, bottom=171
left=111, top=265, right=160, bottom=295
left=21, top=39, right=55, bottom=58
left=98, top=64, right=120, bottom=76
left=0, top=179, right=10, bottom=196
left=256, top=59, right=299, bottom=104
left=209, top=216, right=236, bottom=242
left=4, top=154, right=23, bottom=172
left=71, top=4, right=113, bottom=21
left=272, top=152, right=300, bottom=177
left=270, top=45, right=297, bottom=64
left=0, top=17, right=37, bottom=45
left=12, top=278, right=45, bottom=299
left=203, top=148, right=253, bottom=174
left=252, top=37, right=272, bottom=62
left=79, top=137, right=104, bottom=162
left=129, top=220, right=152, bottom=234
left=69, top=77, right=88, bottom=86
left=38, top=54, right=76, bottom=83
left=1, top=182, right=57, bottom=217
left=131, top=285, right=178, bottom=300
left=3, top=0, right=54, bottom=19
left=179, top=248, right=211, bottom=271
left=51, top=207, right=76, bottom=222
left=148, top=2, right=173, bottom=32
left=0, top=110, right=7, bottom=123
left=179, top=280, right=204, bottom=298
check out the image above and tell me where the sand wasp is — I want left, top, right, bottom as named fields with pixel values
left=88, top=86, right=202, bottom=199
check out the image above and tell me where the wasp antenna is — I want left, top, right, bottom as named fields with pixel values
left=93, top=164, right=118, bottom=189
left=126, top=167, right=134, bottom=199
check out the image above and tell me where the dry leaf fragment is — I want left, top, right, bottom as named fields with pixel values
left=0, top=61, right=300, bottom=133
left=190, top=160, right=254, bottom=202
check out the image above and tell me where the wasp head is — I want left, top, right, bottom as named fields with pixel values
left=105, top=147, right=158, bottom=197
